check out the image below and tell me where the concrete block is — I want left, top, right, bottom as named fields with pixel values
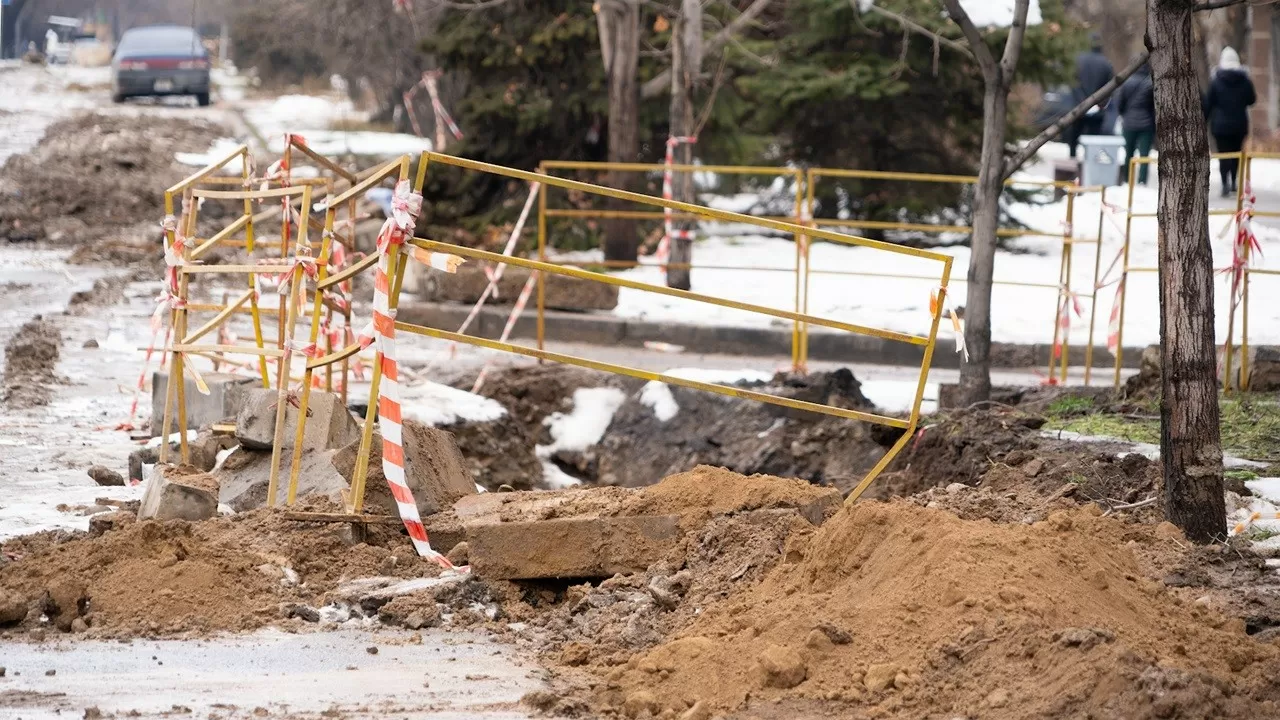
left=138, top=466, right=219, bottom=522
left=420, top=265, right=619, bottom=311
left=151, top=372, right=256, bottom=437
left=1250, top=346, right=1280, bottom=391
left=331, top=419, right=477, bottom=518
left=214, top=448, right=349, bottom=511
left=466, top=514, right=683, bottom=580
left=235, top=389, right=359, bottom=452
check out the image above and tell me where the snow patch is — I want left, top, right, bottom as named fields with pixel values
left=639, top=381, right=679, bottom=422
left=540, top=460, right=584, bottom=489
left=537, top=387, right=626, bottom=457
left=400, top=381, right=506, bottom=427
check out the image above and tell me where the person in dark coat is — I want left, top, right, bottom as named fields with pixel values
left=1115, top=59, right=1155, bottom=185
left=1203, top=46, right=1256, bottom=196
left=1069, top=33, right=1115, bottom=158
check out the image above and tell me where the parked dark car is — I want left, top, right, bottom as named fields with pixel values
left=111, top=25, right=210, bottom=106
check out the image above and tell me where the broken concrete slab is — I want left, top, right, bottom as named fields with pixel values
left=331, top=419, right=477, bottom=518
left=235, top=388, right=359, bottom=452
left=416, top=264, right=619, bottom=311
left=151, top=371, right=256, bottom=436
left=467, top=514, right=683, bottom=580
left=138, top=466, right=219, bottom=522
left=214, top=447, right=349, bottom=511
left=189, top=430, right=238, bottom=472
left=87, top=465, right=124, bottom=487
left=454, top=466, right=842, bottom=580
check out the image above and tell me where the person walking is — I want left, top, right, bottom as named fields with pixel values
left=1204, top=46, right=1256, bottom=197
left=1116, top=59, right=1155, bottom=185
left=1068, top=33, right=1115, bottom=158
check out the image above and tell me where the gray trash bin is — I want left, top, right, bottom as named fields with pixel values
left=1079, top=135, right=1126, bottom=187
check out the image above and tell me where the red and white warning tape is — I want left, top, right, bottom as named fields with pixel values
left=472, top=274, right=537, bottom=394
left=657, top=135, right=698, bottom=270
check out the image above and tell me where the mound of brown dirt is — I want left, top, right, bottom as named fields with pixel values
left=0, top=113, right=229, bottom=245
left=0, top=504, right=441, bottom=638
left=589, top=502, right=1280, bottom=719
left=2, top=316, right=62, bottom=407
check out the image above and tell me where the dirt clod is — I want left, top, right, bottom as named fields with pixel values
left=3, top=316, right=62, bottom=407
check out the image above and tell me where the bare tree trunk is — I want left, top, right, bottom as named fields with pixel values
left=959, top=85, right=1007, bottom=406
left=666, top=1, right=701, bottom=290
left=603, top=0, right=641, bottom=263
left=1148, top=0, right=1225, bottom=543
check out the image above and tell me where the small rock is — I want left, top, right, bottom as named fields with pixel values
left=805, top=628, right=834, bottom=652
left=985, top=688, right=1010, bottom=708
left=560, top=642, right=591, bottom=666
left=82, top=339, right=99, bottom=349
left=679, top=701, right=711, bottom=720
left=1046, top=511, right=1073, bottom=532
left=1155, top=521, right=1184, bottom=541
left=45, top=669, right=56, bottom=676
left=816, top=622, right=852, bottom=645
left=894, top=670, right=916, bottom=689
left=84, top=707, right=103, bottom=719
left=0, top=667, right=6, bottom=677
left=366, top=646, right=379, bottom=655
left=1022, top=458, right=1046, bottom=477
left=446, top=541, right=470, bottom=566
left=405, top=606, right=441, bottom=630
left=283, top=604, right=320, bottom=623
left=945, top=482, right=969, bottom=494
left=756, top=645, right=807, bottom=689
left=71, top=618, right=88, bottom=633
left=648, top=577, right=680, bottom=610
left=87, top=465, right=124, bottom=487
left=1056, top=627, right=1114, bottom=650
left=0, top=591, right=28, bottom=625
left=623, top=690, right=659, bottom=717
left=864, top=662, right=899, bottom=693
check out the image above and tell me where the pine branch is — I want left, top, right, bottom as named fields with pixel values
left=1002, top=50, right=1151, bottom=178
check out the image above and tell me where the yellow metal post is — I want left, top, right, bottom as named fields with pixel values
left=1084, top=187, right=1106, bottom=385
left=1114, top=159, right=1139, bottom=388
left=286, top=210, right=336, bottom=505
left=266, top=184, right=313, bottom=506
left=1223, top=151, right=1250, bottom=392
left=801, top=169, right=817, bottom=370
left=1059, top=192, right=1076, bottom=383
left=537, top=167, right=548, bottom=355
left=847, top=257, right=953, bottom=502
left=792, top=168, right=804, bottom=370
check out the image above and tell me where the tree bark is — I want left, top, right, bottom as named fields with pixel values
left=603, top=0, right=642, bottom=263
left=944, top=0, right=1028, bottom=406
left=666, top=0, right=700, bottom=290
left=1148, top=0, right=1225, bottom=543
left=958, top=84, right=1007, bottom=405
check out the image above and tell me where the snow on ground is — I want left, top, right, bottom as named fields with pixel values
left=240, top=93, right=432, bottom=158
left=582, top=140, right=1280, bottom=349
left=399, top=381, right=507, bottom=427
left=534, top=387, right=627, bottom=487
left=0, top=64, right=102, bottom=166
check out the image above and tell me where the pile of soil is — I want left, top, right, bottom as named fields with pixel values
left=0, top=503, right=443, bottom=638
left=877, top=406, right=1162, bottom=519
left=2, top=316, right=62, bottom=407
left=579, top=502, right=1280, bottom=719
left=0, top=113, right=229, bottom=247
left=65, top=277, right=127, bottom=315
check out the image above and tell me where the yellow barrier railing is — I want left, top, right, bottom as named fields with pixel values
left=296, top=152, right=952, bottom=504
left=538, top=161, right=1097, bottom=375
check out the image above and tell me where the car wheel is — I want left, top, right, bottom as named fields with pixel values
left=196, top=92, right=211, bottom=107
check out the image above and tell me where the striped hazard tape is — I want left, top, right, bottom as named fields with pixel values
left=657, top=135, right=698, bottom=270
left=355, top=180, right=466, bottom=566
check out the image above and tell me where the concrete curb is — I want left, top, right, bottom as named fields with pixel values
left=396, top=301, right=1152, bottom=370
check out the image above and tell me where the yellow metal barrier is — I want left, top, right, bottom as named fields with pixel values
left=539, top=161, right=1096, bottom=375
left=297, top=152, right=952, bottom=504
left=804, top=168, right=1100, bottom=376
left=1110, top=152, right=1250, bottom=390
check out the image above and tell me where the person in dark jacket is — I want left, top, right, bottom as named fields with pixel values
left=1204, top=46, right=1256, bottom=196
left=1116, top=60, right=1155, bottom=185
left=1069, top=34, right=1115, bottom=158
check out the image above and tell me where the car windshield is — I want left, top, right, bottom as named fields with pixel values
left=117, top=27, right=202, bottom=58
